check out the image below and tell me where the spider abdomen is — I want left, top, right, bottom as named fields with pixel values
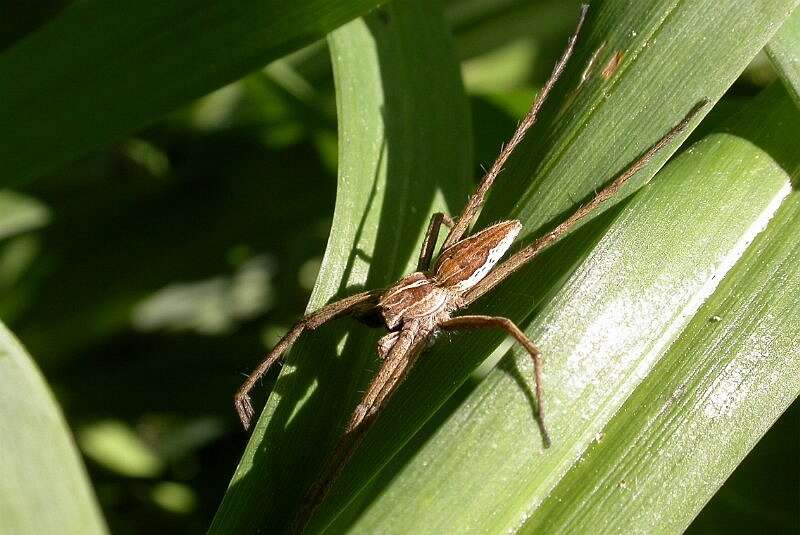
left=434, top=220, right=521, bottom=291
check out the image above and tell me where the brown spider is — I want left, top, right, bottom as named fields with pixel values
left=233, top=4, right=706, bottom=530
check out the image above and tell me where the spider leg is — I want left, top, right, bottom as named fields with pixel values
left=441, top=4, right=589, bottom=251
left=292, top=329, right=429, bottom=532
left=441, top=315, right=550, bottom=448
left=461, top=98, right=709, bottom=307
left=234, top=289, right=382, bottom=430
left=417, top=212, right=454, bottom=272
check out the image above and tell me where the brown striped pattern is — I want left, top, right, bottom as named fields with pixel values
left=435, top=220, right=521, bottom=290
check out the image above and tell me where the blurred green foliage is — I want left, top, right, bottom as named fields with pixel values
left=0, top=0, right=797, bottom=533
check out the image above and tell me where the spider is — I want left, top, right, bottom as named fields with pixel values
left=233, top=4, right=706, bottom=530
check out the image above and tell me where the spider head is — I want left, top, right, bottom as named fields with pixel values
left=379, top=272, right=449, bottom=330
left=434, top=220, right=521, bottom=292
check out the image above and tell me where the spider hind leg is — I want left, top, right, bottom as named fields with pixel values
left=441, top=314, right=550, bottom=448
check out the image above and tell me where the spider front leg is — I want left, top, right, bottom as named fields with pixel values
left=441, top=315, right=550, bottom=447
left=417, top=211, right=453, bottom=271
left=460, top=98, right=709, bottom=307
left=234, top=289, right=381, bottom=430
left=441, top=4, right=588, bottom=250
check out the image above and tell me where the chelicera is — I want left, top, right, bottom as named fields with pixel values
left=233, top=4, right=706, bottom=529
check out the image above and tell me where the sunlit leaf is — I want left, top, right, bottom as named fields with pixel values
left=210, top=1, right=472, bottom=531
left=766, top=6, right=800, bottom=106
left=334, top=83, right=799, bottom=534
left=0, top=322, right=107, bottom=535
left=214, top=1, right=799, bottom=532
left=78, top=420, right=163, bottom=478
left=0, top=190, right=48, bottom=240
left=523, top=133, right=800, bottom=534
left=310, top=2, right=797, bottom=531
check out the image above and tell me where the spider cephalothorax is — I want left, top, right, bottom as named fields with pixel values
left=378, top=220, right=522, bottom=330
left=372, top=220, right=522, bottom=363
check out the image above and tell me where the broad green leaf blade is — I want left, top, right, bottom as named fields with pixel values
left=306, top=1, right=798, bottom=530
left=766, top=6, right=800, bottom=107
left=0, top=0, right=384, bottom=187
left=522, top=155, right=800, bottom=534
left=209, top=2, right=471, bottom=532
left=0, top=322, right=107, bottom=535
left=322, top=84, right=799, bottom=533
left=0, top=191, right=49, bottom=240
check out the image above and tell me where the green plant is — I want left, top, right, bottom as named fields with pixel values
left=0, top=0, right=797, bottom=533
left=213, top=1, right=800, bottom=532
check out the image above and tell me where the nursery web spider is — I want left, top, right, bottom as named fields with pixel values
left=234, top=4, right=707, bottom=530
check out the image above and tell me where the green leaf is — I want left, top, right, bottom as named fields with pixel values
left=332, top=83, right=799, bottom=534
left=0, top=322, right=107, bottom=535
left=766, top=6, right=800, bottom=107
left=299, top=1, right=798, bottom=531
left=0, top=0, right=385, bottom=187
left=216, top=0, right=798, bottom=531
left=0, top=191, right=49, bottom=241
left=209, top=1, right=471, bottom=532
left=522, top=122, right=800, bottom=533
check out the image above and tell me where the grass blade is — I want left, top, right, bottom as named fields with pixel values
left=209, top=1, right=472, bottom=531
left=522, top=88, right=800, bottom=534
left=302, top=0, right=799, bottom=531
left=0, top=191, right=49, bottom=241
left=0, top=322, right=107, bottom=535
left=323, top=82, right=799, bottom=534
left=0, top=0, right=384, bottom=186
left=766, top=6, right=800, bottom=107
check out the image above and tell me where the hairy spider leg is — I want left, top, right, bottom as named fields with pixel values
left=417, top=212, right=454, bottom=272
left=441, top=315, right=549, bottom=447
left=441, top=4, right=589, bottom=251
left=462, top=98, right=709, bottom=306
left=234, top=289, right=382, bottom=430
